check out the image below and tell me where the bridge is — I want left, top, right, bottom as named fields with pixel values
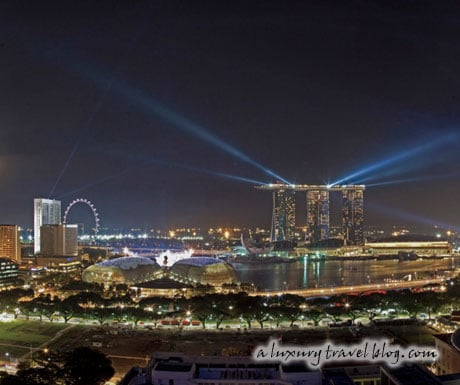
left=248, top=277, right=447, bottom=298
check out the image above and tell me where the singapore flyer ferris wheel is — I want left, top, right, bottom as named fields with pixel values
left=63, top=198, right=100, bottom=237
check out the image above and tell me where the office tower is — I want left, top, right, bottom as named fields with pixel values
left=271, top=188, right=295, bottom=242
left=0, top=225, right=21, bottom=263
left=34, top=198, right=61, bottom=254
left=40, top=224, right=78, bottom=257
left=306, top=190, right=330, bottom=243
left=342, top=188, right=364, bottom=245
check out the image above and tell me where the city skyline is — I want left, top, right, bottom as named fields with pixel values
left=2, top=1, right=460, bottom=230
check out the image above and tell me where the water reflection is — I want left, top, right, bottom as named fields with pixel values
left=233, top=256, right=460, bottom=291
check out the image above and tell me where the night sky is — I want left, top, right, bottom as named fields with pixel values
left=2, top=1, right=460, bottom=231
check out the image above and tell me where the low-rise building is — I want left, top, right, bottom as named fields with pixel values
left=0, top=257, right=19, bottom=286
left=433, top=333, right=460, bottom=375
left=365, top=235, right=452, bottom=256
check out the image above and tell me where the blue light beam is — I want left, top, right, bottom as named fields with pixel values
left=367, top=202, right=460, bottom=233
left=68, top=61, right=291, bottom=185
left=365, top=172, right=460, bottom=188
left=5, top=25, right=291, bottom=187
left=330, top=132, right=460, bottom=186
left=57, top=158, right=267, bottom=199
left=47, top=93, right=108, bottom=198
left=47, top=20, right=149, bottom=198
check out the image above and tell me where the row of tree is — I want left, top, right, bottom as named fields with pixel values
left=2, top=284, right=459, bottom=329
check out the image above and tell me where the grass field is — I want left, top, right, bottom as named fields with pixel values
left=0, top=321, right=68, bottom=345
left=48, top=325, right=96, bottom=351
left=0, top=320, right=70, bottom=361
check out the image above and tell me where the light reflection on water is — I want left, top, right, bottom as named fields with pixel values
left=233, top=255, right=460, bottom=291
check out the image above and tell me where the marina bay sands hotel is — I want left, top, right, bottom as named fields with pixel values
left=255, top=183, right=365, bottom=246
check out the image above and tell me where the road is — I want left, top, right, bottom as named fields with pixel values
left=249, top=277, right=446, bottom=297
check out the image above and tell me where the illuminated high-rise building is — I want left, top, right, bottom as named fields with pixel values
left=306, top=190, right=329, bottom=243
left=40, top=224, right=78, bottom=257
left=34, top=198, right=61, bottom=254
left=256, top=183, right=365, bottom=246
left=342, top=188, right=364, bottom=245
left=271, top=188, right=295, bottom=242
left=0, top=225, right=21, bottom=263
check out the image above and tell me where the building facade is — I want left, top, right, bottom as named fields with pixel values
left=34, top=198, right=61, bottom=254
left=433, top=333, right=460, bottom=376
left=271, top=188, right=295, bottom=242
left=342, top=188, right=364, bottom=246
left=0, top=225, right=21, bottom=263
left=40, top=224, right=78, bottom=257
left=257, top=184, right=365, bottom=245
left=0, top=258, right=19, bottom=286
left=306, top=190, right=330, bottom=243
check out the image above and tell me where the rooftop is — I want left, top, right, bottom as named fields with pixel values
left=96, top=256, right=159, bottom=270
left=368, top=234, right=448, bottom=243
left=381, top=364, right=443, bottom=385
left=173, top=257, right=224, bottom=267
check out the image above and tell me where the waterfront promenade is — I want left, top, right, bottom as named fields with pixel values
left=249, top=277, right=447, bottom=297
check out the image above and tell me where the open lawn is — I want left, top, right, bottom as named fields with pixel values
left=0, top=321, right=68, bottom=346
left=0, top=321, right=69, bottom=362
left=48, top=325, right=97, bottom=351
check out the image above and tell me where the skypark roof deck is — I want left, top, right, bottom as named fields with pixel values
left=255, top=184, right=365, bottom=191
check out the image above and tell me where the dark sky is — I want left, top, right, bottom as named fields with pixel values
left=2, top=0, right=460, bottom=231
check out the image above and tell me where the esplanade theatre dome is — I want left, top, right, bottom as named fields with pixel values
left=170, top=257, right=237, bottom=286
left=82, top=256, right=162, bottom=285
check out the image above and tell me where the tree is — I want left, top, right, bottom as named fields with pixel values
left=268, top=306, right=287, bottom=328
left=417, top=291, right=447, bottom=319
left=30, top=295, right=55, bottom=322
left=18, top=301, right=35, bottom=321
left=125, top=307, right=148, bottom=328
left=326, top=306, right=346, bottom=323
left=0, top=348, right=114, bottom=385
left=397, top=291, right=425, bottom=318
left=71, top=292, right=106, bottom=308
left=54, top=297, right=82, bottom=324
left=62, top=347, right=115, bottom=385
left=193, top=293, right=239, bottom=329
left=187, top=296, right=213, bottom=329
left=354, top=293, right=387, bottom=322
left=0, top=288, right=34, bottom=315
left=237, top=296, right=267, bottom=329
left=60, top=281, right=103, bottom=293
left=0, top=374, right=25, bottom=385
left=87, top=307, right=112, bottom=325
left=304, top=309, right=324, bottom=326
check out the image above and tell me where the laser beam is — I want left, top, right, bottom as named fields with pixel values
left=330, top=132, right=460, bottom=186
left=47, top=93, right=108, bottom=199
left=365, top=172, right=460, bottom=188
left=5, top=23, right=291, bottom=187
left=47, top=18, right=149, bottom=198
left=66, top=61, right=291, bottom=185
left=367, top=202, right=460, bottom=232
left=57, top=157, right=267, bottom=199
